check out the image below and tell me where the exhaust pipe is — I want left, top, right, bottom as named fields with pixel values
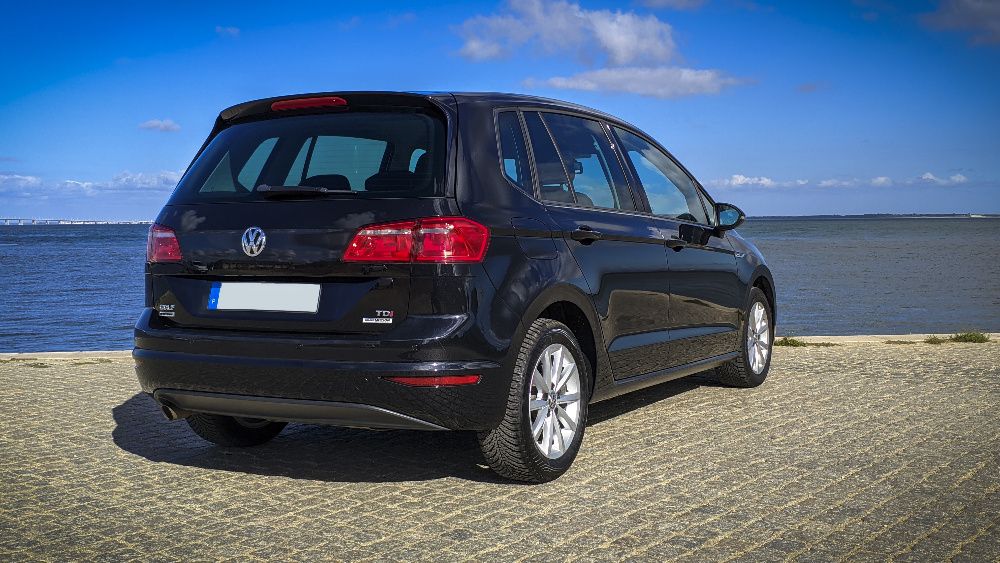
left=160, top=402, right=191, bottom=421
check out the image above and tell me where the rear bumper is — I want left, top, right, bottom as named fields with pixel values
left=154, top=389, right=448, bottom=430
left=133, top=309, right=514, bottom=431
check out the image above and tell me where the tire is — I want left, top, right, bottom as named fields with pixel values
left=717, top=287, right=773, bottom=388
left=186, top=414, right=287, bottom=447
left=478, top=318, right=591, bottom=483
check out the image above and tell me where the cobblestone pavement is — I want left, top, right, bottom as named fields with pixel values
left=1, top=341, right=998, bottom=561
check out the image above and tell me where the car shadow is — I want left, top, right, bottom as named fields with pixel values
left=111, top=370, right=719, bottom=484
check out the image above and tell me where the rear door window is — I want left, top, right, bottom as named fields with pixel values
left=541, top=113, right=634, bottom=211
left=172, top=111, right=447, bottom=202
left=522, top=112, right=573, bottom=203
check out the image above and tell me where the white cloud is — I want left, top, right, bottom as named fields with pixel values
left=456, top=0, right=743, bottom=99
left=641, top=0, right=707, bottom=9
left=215, top=25, right=240, bottom=38
left=1, top=171, right=181, bottom=199
left=540, top=66, right=740, bottom=98
left=457, top=0, right=676, bottom=65
left=923, top=0, right=1000, bottom=44
left=138, top=119, right=180, bottom=132
left=919, top=172, right=968, bottom=185
left=0, top=173, right=42, bottom=188
left=712, top=174, right=778, bottom=188
left=871, top=176, right=893, bottom=186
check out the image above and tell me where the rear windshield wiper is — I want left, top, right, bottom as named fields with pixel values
left=255, top=184, right=354, bottom=197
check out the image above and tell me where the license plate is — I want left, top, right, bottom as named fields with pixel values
left=207, top=282, right=321, bottom=313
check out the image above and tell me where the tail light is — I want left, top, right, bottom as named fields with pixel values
left=147, top=224, right=182, bottom=263
left=384, top=375, right=481, bottom=387
left=343, top=217, right=489, bottom=263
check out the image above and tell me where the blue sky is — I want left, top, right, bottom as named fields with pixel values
left=1, top=0, right=998, bottom=220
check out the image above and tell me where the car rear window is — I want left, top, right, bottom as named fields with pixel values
left=169, top=111, right=447, bottom=203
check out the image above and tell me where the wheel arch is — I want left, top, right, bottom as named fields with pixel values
left=520, top=284, right=613, bottom=398
left=749, top=266, right=776, bottom=325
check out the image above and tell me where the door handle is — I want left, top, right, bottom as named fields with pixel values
left=665, top=236, right=687, bottom=251
left=570, top=225, right=602, bottom=243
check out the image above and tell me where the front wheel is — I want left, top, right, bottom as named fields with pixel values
left=478, top=318, right=590, bottom=483
left=716, top=287, right=773, bottom=388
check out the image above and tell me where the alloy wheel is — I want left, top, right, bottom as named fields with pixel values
left=747, top=301, right=770, bottom=374
left=528, top=343, right=582, bottom=459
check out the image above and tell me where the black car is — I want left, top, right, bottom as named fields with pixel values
left=135, top=91, right=775, bottom=482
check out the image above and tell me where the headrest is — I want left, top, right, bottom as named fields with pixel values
left=303, top=174, right=351, bottom=191
left=535, top=162, right=568, bottom=186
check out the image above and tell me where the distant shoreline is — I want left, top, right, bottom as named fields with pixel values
left=2, top=213, right=997, bottom=226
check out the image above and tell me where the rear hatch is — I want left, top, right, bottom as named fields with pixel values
left=147, top=93, right=457, bottom=335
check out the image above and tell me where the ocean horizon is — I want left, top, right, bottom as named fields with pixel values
left=1, top=216, right=998, bottom=352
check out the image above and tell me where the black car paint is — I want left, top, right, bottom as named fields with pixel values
left=134, top=91, right=774, bottom=431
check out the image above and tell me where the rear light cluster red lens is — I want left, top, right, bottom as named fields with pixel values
left=147, top=224, right=182, bottom=263
left=270, top=96, right=348, bottom=111
left=343, top=217, right=489, bottom=263
left=384, top=375, right=481, bottom=387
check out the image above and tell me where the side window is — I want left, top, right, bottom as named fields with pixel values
left=614, top=127, right=710, bottom=224
left=523, top=112, right=572, bottom=203
left=237, top=138, right=277, bottom=189
left=496, top=112, right=531, bottom=191
left=542, top=113, right=633, bottom=211
left=200, top=138, right=278, bottom=193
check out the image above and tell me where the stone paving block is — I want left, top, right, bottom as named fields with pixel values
left=1, top=342, right=998, bottom=560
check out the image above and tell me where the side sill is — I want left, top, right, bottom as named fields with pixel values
left=590, top=352, right=738, bottom=404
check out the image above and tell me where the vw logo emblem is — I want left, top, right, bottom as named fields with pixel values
left=241, top=227, right=266, bottom=257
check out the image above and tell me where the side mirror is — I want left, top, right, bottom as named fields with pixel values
left=715, top=202, right=745, bottom=231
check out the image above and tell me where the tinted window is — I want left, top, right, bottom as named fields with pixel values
left=172, top=111, right=447, bottom=202
left=615, top=128, right=709, bottom=224
left=497, top=112, right=531, bottom=191
left=523, top=112, right=573, bottom=203
left=307, top=136, right=387, bottom=190
left=543, top=113, right=633, bottom=211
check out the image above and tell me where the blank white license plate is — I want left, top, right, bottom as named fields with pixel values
left=207, top=282, right=321, bottom=313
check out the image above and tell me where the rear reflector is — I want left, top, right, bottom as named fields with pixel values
left=343, top=217, right=489, bottom=263
left=384, top=375, right=481, bottom=387
left=147, top=224, right=182, bottom=263
left=270, top=96, right=348, bottom=111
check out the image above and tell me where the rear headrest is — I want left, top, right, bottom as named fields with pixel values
left=303, top=174, right=351, bottom=191
left=535, top=162, right=568, bottom=186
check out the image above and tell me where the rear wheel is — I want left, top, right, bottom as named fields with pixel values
left=478, top=318, right=590, bottom=483
left=717, top=287, right=773, bottom=388
left=186, top=414, right=287, bottom=447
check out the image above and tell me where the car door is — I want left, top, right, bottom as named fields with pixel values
left=612, top=126, right=744, bottom=367
left=521, top=110, right=673, bottom=380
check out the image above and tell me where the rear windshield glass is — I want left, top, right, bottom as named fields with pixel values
left=169, top=111, right=447, bottom=202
